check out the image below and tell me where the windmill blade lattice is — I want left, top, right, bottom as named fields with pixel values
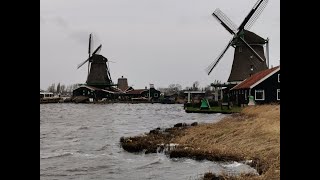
left=212, top=8, right=237, bottom=35
left=237, top=0, right=268, bottom=31
left=244, top=0, right=269, bottom=30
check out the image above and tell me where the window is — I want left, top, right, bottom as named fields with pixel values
left=239, top=46, right=242, bottom=52
left=277, top=89, right=280, bottom=100
left=154, top=93, right=158, bottom=97
left=278, top=74, right=280, bottom=82
left=245, top=90, right=247, bottom=100
left=255, top=90, right=265, bottom=100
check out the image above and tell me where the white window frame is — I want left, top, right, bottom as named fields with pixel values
left=154, top=93, right=158, bottom=97
left=255, top=90, right=265, bottom=100
left=278, top=74, right=280, bottom=82
left=277, top=89, right=280, bottom=100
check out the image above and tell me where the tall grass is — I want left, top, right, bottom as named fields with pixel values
left=173, top=105, right=280, bottom=179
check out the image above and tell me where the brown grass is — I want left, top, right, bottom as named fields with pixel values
left=172, top=105, right=280, bottom=180
left=120, top=105, right=280, bottom=179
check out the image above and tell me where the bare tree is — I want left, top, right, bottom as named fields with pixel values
left=158, top=87, right=169, bottom=94
left=60, top=84, right=66, bottom=94
left=56, top=82, right=61, bottom=94
left=47, top=83, right=55, bottom=93
left=168, top=84, right=182, bottom=94
left=192, top=81, right=199, bottom=91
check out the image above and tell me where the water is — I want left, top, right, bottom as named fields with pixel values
left=40, top=103, right=257, bottom=180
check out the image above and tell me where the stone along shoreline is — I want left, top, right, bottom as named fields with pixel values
left=120, top=105, right=280, bottom=180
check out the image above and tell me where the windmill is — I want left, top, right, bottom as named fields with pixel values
left=206, top=0, right=270, bottom=83
left=77, top=33, right=114, bottom=89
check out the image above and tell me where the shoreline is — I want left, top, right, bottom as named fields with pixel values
left=120, top=105, right=280, bottom=179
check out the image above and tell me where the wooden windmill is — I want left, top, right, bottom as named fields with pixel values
left=206, top=0, right=270, bottom=83
left=77, top=33, right=114, bottom=89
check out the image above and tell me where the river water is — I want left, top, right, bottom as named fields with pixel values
left=40, top=103, right=257, bottom=180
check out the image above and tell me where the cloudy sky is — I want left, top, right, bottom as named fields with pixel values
left=40, top=0, right=279, bottom=90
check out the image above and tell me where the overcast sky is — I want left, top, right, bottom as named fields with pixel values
left=40, top=0, right=279, bottom=90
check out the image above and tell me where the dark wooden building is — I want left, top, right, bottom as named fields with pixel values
left=229, top=66, right=280, bottom=105
left=145, top=87, right=161, bottom=100
left=72, top=85, right=121, bottom=100
left=124, top=87, right=161, bottom=101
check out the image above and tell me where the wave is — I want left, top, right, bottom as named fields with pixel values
left=135, top=157, right=163, bottom=170
left=66, top=165, right=110, bottom=172
left=41, top=152, right=73, bottom=160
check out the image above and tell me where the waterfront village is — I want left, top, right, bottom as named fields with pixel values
left=40, top=0, right=280, bottom=179
left=40, top=65, right=280, bottom=114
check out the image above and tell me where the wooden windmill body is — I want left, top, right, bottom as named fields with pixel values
left=77, top=34, right=114, bottom=89
left=206, top=0, right=270, bottom=83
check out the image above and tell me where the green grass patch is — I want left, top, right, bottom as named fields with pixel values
left=185, top=106, right=242, bottom=114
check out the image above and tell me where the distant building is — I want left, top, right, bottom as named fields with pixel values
left=124, top=86, right=161, bottom=101
left=124, top=89, right=148, bottom=99
left=229, top=66, right=280, bottom=105
left=72, top=75, right=161, bottom=102
left=184, top=91, right=206, bottom=103
left=117, top=76, right=129, bottom=91
left=40, top=91, right=53, bottom=99
left=72, top=85, right=121, bottom=100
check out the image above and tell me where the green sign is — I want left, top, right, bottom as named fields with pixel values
left=200, top=99, right=210, bottom=109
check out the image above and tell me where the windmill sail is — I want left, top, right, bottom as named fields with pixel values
left=76, top=33, right=114, bottom=88
left=206, top=37, right=234, bottom=75
left=212, top=9, right=237, bottom=35
left=206, top=0, right=269, bottom=82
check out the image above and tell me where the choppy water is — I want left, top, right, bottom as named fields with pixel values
left=40, top=103, right=257, bottom=180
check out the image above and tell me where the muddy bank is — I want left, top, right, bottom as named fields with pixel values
left=120, top=105, right=280, bottom=180
left=120, top=123, right=195, bottom=154
left=120, top=124, right=263, bottom=177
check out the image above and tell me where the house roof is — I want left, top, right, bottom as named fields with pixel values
left=73, top=85, right=122, bottom=94
left=74, top=85, right=101, bottom=91
left=183, top=91, right=206, bottom=94
left=125, top=89, right=147, bottom=95
left=101, top=89, right=115, bottom=94
left=241, top=30, right=266, bottom=44
left=40, top=92, right=53, bottom=95
left=231, top=66, right=280, bottom=90
left=124, top=86, right=134, bottom=93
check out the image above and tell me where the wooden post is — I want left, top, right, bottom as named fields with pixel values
left=214, top=87, right=218, bottom=101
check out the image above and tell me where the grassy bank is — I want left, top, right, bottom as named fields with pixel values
left=174, top=104, right=280, bottom=179
left=121, top=105, right=280, bottom=179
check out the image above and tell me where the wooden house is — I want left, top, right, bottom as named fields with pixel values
left=124, top=86, right=160, bottom=101
left=229, top=66, right=280, bottom=105
left=72, top=85, right=120, bottom=100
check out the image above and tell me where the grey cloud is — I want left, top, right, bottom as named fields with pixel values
left=53, top=17, right=69, bottom=29
left=68, top=31, right=102, bottom=49
left=40, top=16, right=45, bottom=24
left=40, top=0, right=279, bottom=90
left=69, top=31, right=90, bottom=46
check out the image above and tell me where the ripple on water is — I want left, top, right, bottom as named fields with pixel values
left=40, top=104, right=257, bottom=180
